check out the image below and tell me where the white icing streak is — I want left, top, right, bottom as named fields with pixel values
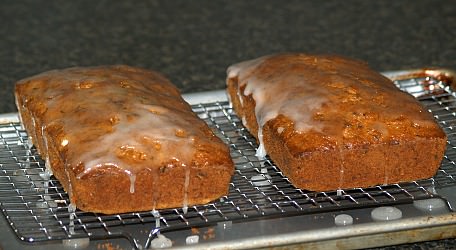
left=77, top=103, right=197, bottom=178
left=68, top=203, right=77, bottom=235
left=226, top=55, right=268, bottom=79
left=227, top=54, right=328, bottom=158
left=150, top=209, right=174, bottom=248
left=183, top=165, right=190, bottom=214
left=255, top=130, right=267, bottom=159
left=228, top=55, right=327, bottom=132
left=129, top=174, right=136, bottom=193
left=150, top=234, right=173, bottom=248
left=277, top=127, right=284, bottom=134
left=152, top=209, right=161, bottom=229
left=41, top=126, right=53, bottom=176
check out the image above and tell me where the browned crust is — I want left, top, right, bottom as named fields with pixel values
left=227, top=55, right=447, bottom=191
left=15, top=65, right=234, bottom=214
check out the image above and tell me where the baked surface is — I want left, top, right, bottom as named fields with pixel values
left=15, top=65, right=234, bottom=214
left=226, top=53, right=447, bottom=191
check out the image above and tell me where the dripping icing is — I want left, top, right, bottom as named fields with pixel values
left=68, top=203, right=77, bottom=235
left=226, top=54, right=443, bottom=191
left=149, top=209, right=174, bottom=248
left=41, top=126, right=53, bottom=176
left=152, top=209, right=161, bottom=229
left=228, top=55, right=329, bottom=135
left=150, top=234, right=173, bottom=248
left=183, top=165, right=190, bottom=214
left=70, top=98, right=203, bottom=196
left=277, top=127, right=284, bottom=134
left=129, top=173, right=136, bottom=193
left=18, top=66, right=232, bottom=213
left=27, top=71, right=212, bottom=183
left=227, top=55, right=330, bottom=159
left=255, top=130, right=267, bottom=159
left=77, top=103, right=199, bottom=177
left=227, top=54, right=442, bottom=159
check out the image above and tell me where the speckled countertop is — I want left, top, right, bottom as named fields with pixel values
left=0, top=0, right=455, bottom=249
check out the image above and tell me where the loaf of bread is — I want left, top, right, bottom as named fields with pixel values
left=15, top=65, right=234, bottom=214
left=226, top=53, right=447, bottom=191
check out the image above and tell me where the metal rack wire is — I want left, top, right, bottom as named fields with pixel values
left=0, top=76, right=455, bottom=248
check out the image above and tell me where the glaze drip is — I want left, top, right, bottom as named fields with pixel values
left=227, top=53, right=443, bottom=157
left=15, top=65, right=234, bottom=214
left=68, top=203, right=77, bottom=235
left=17, top=66, right=217, bottom=200
left=226, top=53, right=447, bottom=192
left=129, top=173, right=136, bottom=193
left=182, top=165, right=190, bottom=214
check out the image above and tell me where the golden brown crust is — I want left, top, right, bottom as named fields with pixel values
left=227, top=54, right=447, bottom=191
left=15, top=65, right=234, bottom=214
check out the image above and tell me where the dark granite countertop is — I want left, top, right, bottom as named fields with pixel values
left=0, top=0, right=455, bottom=249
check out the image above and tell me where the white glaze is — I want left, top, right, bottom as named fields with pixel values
left=77, top=103, right=197, bottom=178
left=277, top=127, right=284, bottom=134
left=153, top=210, right=161, bottom=228
left=227, top=55, right=328, bottom=158
left=186, top=235, right=199, bottom=245
left=183, top=165, right=190, bottom=214
left=228, top=56, right=327, bottom=133
left=150, top=210, right=173, bottom=248
left=371, top=206, right=402, bottom=221
left=226, top=55, right=268, bottom=79
left=150, top=234, right=173, bottom=249
left=27, top=136, right=34, bottom=149
left=251, top=174, right=272, bottom=186
left=41, top=126, right=53, bottom=175
left=61, top=139, right=69, bottom=147
left=334, top=214, right=354, bottom=226
left=129, top=173, right=136, bottom=193
left=62, top=238, right=90, bottom=249
left=227, top=54, right=441, bottom=147
left=413, top=198, right=448, bottom=214
left=68, top=203, right=77, bottom=235
left=255, top=130, right=267, bottom=159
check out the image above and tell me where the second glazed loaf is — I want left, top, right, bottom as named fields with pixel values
left=226, top=53, right=447, bottom=191
left=15, top=65, right=234, bottom=214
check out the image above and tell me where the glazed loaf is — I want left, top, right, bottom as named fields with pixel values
left=15, top=65, right=234, bottom=214
left=226, top=53, right=447, bottom=191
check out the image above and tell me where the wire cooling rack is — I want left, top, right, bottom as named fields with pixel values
left=0, top=75, right=456, bottom=248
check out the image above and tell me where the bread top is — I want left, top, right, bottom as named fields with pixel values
left=15, top=65, right=230, bottom=179
left=227, top=53, right=446, bottom=156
